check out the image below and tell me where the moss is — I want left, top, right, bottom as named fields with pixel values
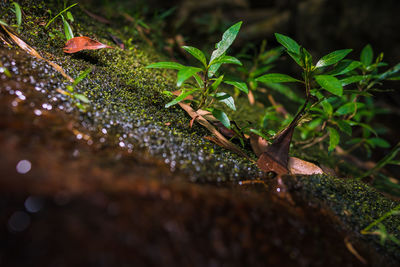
left=283, top=174, right=400, bottom=260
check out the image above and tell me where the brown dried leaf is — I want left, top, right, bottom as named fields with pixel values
left=288, top=157, right=324, bottom=175
left=1, top=24, right=73, bottom=82
left=177, top=101, right=250, bottom=160
left=63, top=36, right=113, bottom=53
left=250, top=133, right=269, bottom=157
left=257, top=152, right=289, bottom=176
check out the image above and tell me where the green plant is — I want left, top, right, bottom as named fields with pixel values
left=255, top=34, right=399, bottom=153
left=146, top=21, right=248, bottom=129
left=0, top=2, right=22, bottom=29
left=61, top=68, right=91, bottom=111
left=361, top=204, right=400, bottom=246
left=45, top=2, right=77, bottom=40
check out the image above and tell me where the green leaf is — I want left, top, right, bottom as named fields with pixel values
left=340, top=75, right=365, bottom=86
left=74, top=93, right=90, bottom=103
left=66, top=11, right=74, bottom=22
left=360, top=44, right=373, bottom=66
left=369, top=138, right=390, bottom=148
left=193, top=73, right=204, bottom=88
left=336, top=120, right=352, bottom=136
left=210, top=55, right=242, bottom=66
left=145, top=61, right=185, bottom=70
left=214, top=92, right=236, bottom=111
left=274, top=33, right=300, bottom=55
left=328, top=127, right=340, bottom=152
left=0, top=19, right=8, bottom=26
left=211, top=109, right=231, bottom=129
left=12, top=2, right=22, bottom=27
left=314, top=75, right=343, bottom=96
left=316, top=49, right=352, bottom=68
left=45, top=3, right=78, bottom=28
left=182, top=46, right=207, bottom=68
left=335, top=102, right=356, bottom=115
left=165, top=89, right=198, bottom=108
left=73, top=68, right=92, bottom=86
left=256, top=73, right=301, bottom=83
left=348, top=121, right=377, bottom=136
left=376, top=63, right=400, bottom=81
left=177, top=67, right=202, bottom=87
left=321, top=99, right=333, bottom=116
left=61, top=14, right=74, bottom=40
left=328, top=60, right=362, bottom=76
left=208, top=61, right=222, bottom=78
left=210, top=75, right=224, bottom=91
left=223, top=80, right=249, bottom=94
left=209, top=21, right=242, bottom=63
left=287, top=50, right=303, bottom=67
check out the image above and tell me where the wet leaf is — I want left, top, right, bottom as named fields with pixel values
left=176, top=67, right=202, bottom=87
left=360, top=44, right=373, bottom=66
left=211, top=109, right=230, bottom=129
left=61, top=14, right=74, bottom=40
left=210, top=55, right=242, bottom=66
left=335, top=102, right=356, bottom=115
left=63, top=36, right=113, bottom=53
left=328, top=127, right=340, bottom=152
left=256, top=73, right=301, bottom=83
left=274, top=33, right=300, bottom=55
left=223, top=80, right=249, bottom=94
left=165, top=89, right=198, bottom=108
left=214, top=92, right=236, bottom=111
left=209, top=21, right=242, bottom=63
left=288, top=157, right=324, bottom=175
left=146, top=61, right=184, bottom=70
left=12, top=2, right=22, bottom=27
left=316, top=49, right=352, bottom=68
left=327, top=60, right=362, bottom=76
left=182, top=46, right=207, bottom=68
left=315, top=75, right=343, bottom=96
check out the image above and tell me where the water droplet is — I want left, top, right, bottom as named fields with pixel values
left=8, top=211, right=31, bottom=232
left=24, top=196, right=44, bottom=213
left=16, top=160, right=32, bottom=174
left=34, top=109, right=42, bottom=116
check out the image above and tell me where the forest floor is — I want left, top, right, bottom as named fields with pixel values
left=0, top=1, right=399, bottom=266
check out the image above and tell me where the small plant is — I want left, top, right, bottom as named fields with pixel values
left=361, top=204, right=400, bottom=246
left=45, top=2, right=77, bottom=40
left=255, top=33, right=400, bottom=153
left=0, top=2, right=22, bottom=30
left=146, top=21, right=248, bottom=130
left=58, top=68, right=91, bottom=111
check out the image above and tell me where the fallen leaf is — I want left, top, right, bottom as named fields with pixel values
left=256, top=123, right=295, bottom=174
left=250, top=132, right=269, bottom=157
left=288, top=157, right=324, bottom=175
left=177, top=101, right=250, bottom=160
left=1, top=24, right=73, bottom=82
left=63, top=36, right=113, bottom=53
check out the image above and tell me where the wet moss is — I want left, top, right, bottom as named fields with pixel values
left=283, top=174, right=400, bottom=260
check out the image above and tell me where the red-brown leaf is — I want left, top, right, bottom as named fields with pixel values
left=63, top=36, right=113, bottom=53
